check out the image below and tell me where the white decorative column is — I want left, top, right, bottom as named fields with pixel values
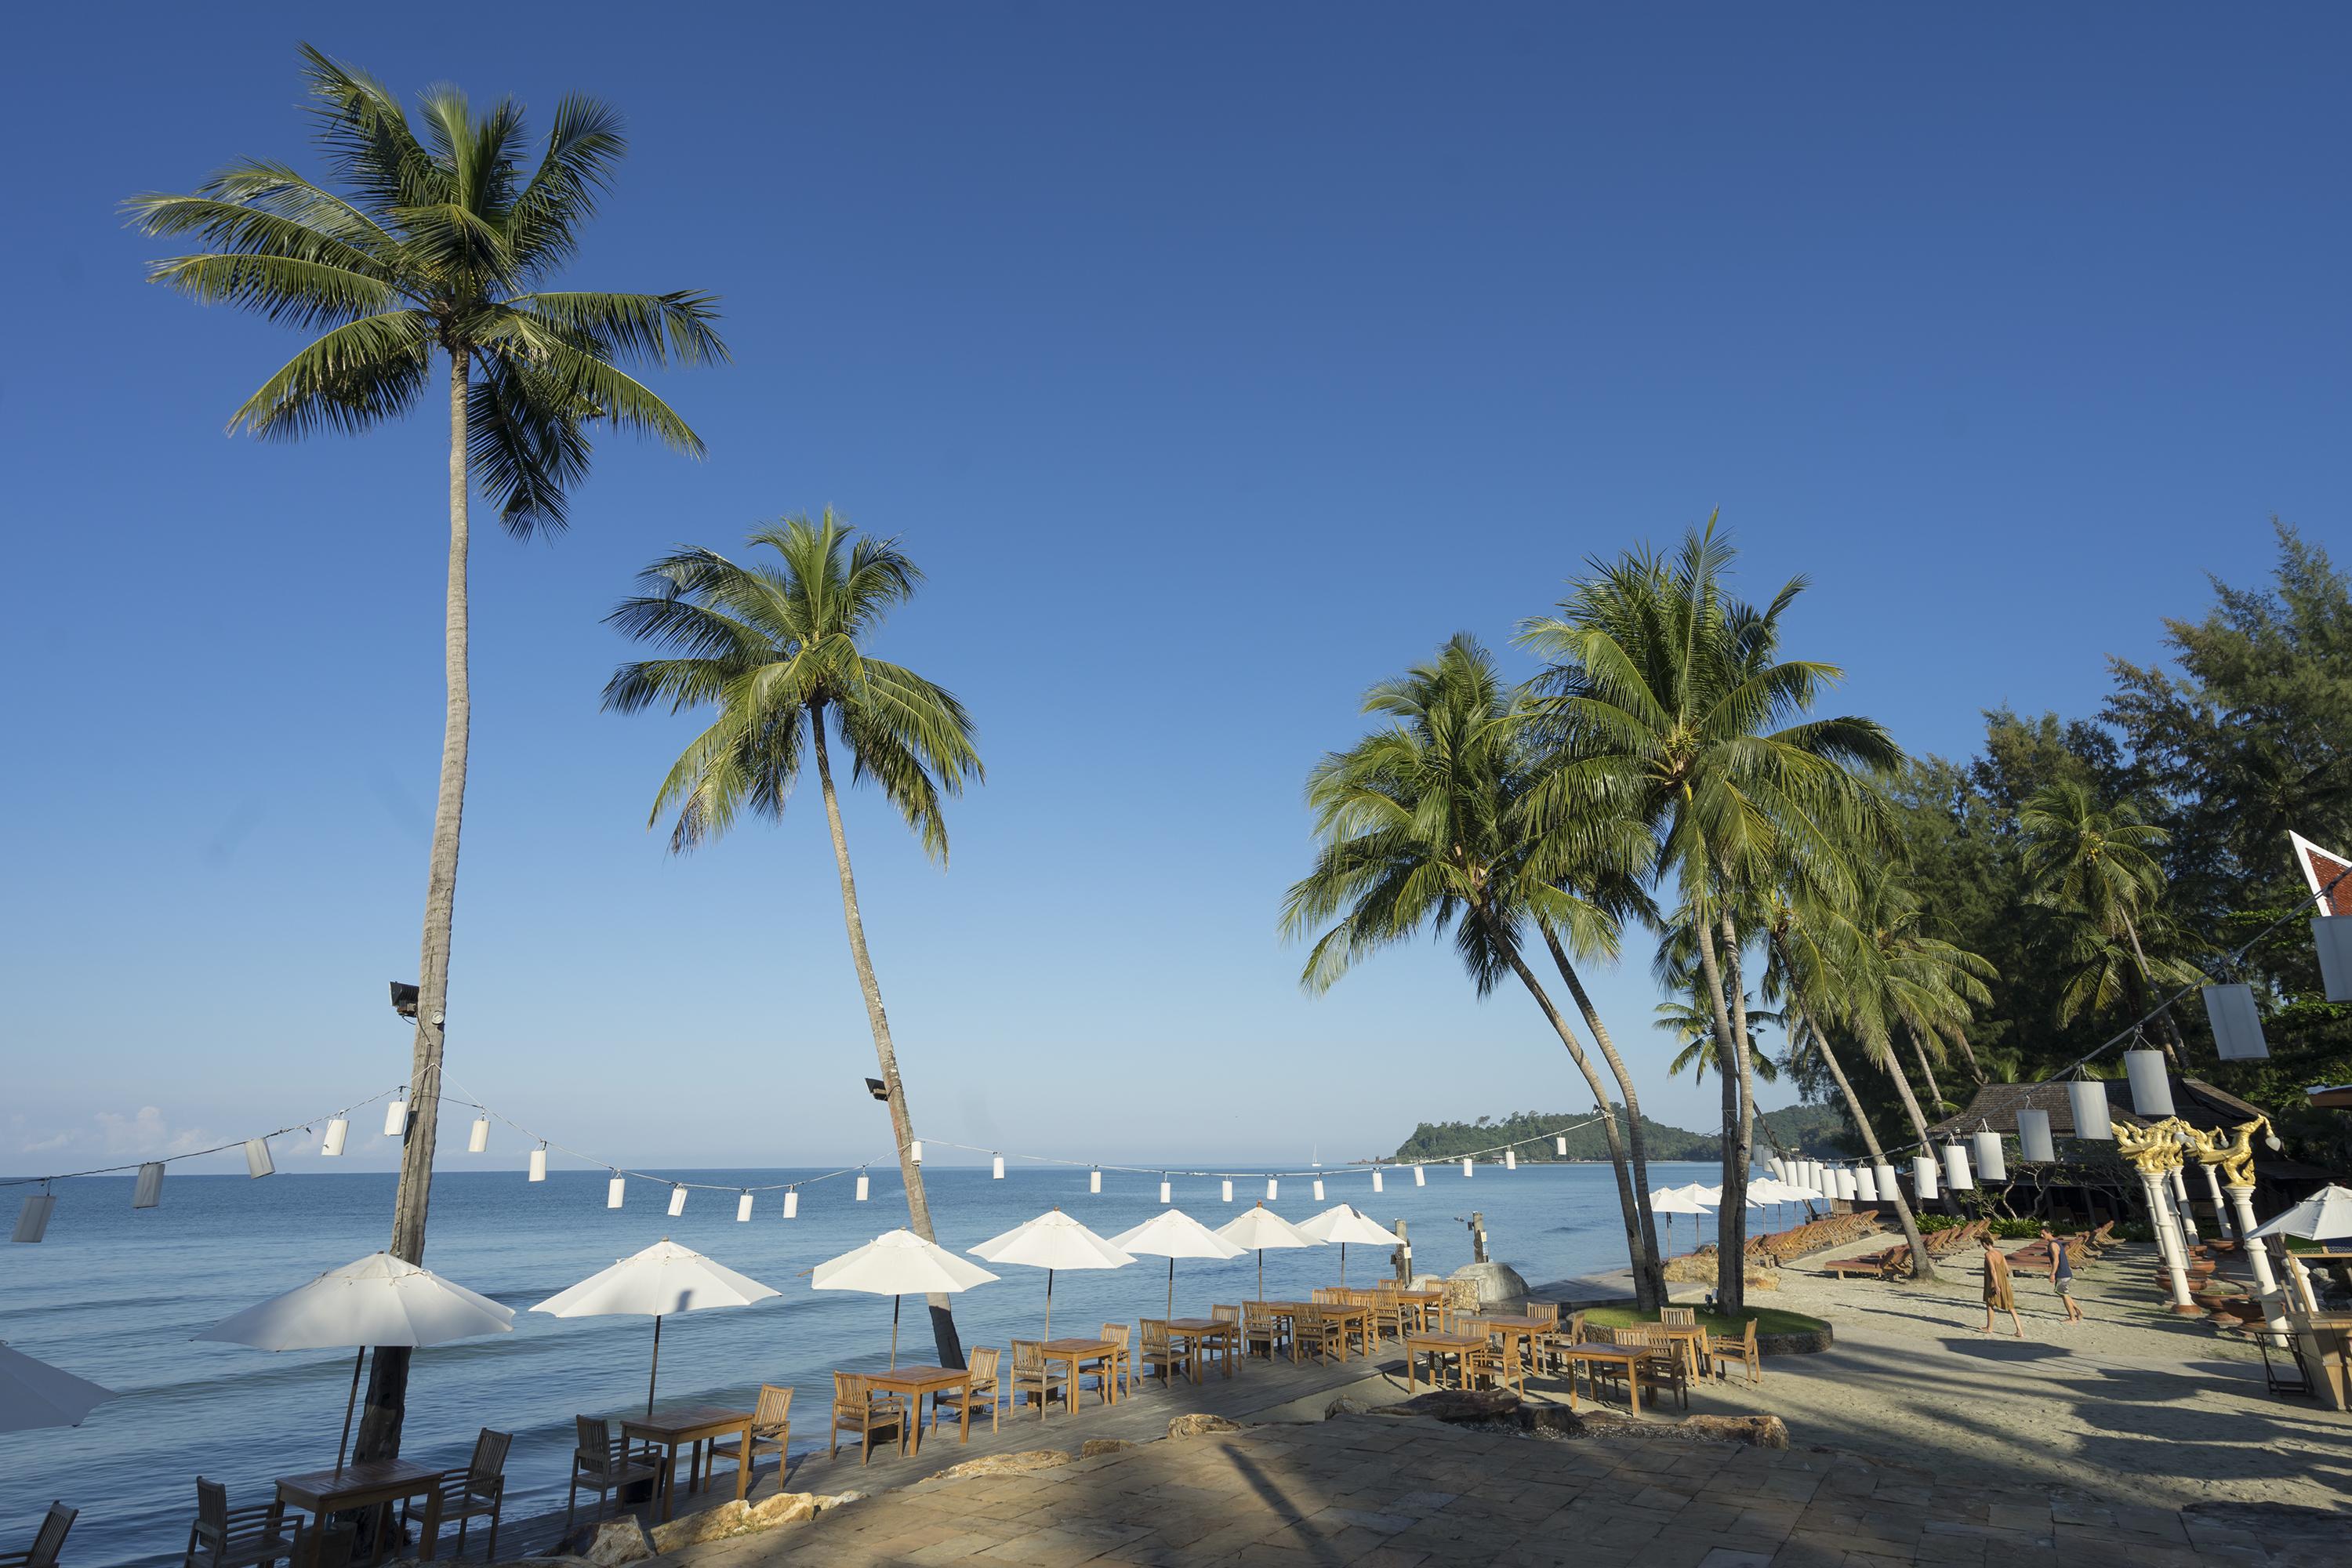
left=2224, top=1186, right=2286, bottom=1348
left=2169, top=1164, right=2200, bottom=1248
left=2144, top=1174, right=2198, bottom=1312
left=2202, top=1163, right=2237, bottom=1240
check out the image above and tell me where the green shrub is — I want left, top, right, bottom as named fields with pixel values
left=1991, top=1218, right=2045, bottom=1239
left=1914, top=1214, right=1958, bottom=1232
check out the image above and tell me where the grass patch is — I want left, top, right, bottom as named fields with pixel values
left=1580, top=1304, right=1828, bottom=1337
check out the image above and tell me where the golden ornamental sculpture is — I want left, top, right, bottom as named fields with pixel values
left=2183, top=1115, right=2279, bottom=1189
left=2110, top=1116, right=2193, bottom=1176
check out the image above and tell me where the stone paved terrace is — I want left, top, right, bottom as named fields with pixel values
left=663, top=1408, right=2352, bottom=1568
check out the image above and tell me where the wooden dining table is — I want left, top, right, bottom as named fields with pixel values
left=1403, top=1330, right=1486, bottom=1391
left=1311, top=1302, right=1374, bottom=1360
left=1651, top=1323, right=1710, bottom=1380
left=1562, top=1340, right=1648, bottom=1414
left=276, top=1457, right=443, bottom=1566
left=1164, top=1319, right=1236, bottom=1382
left=621, top=1406, right=755, bottom=1523
left=1388, top=1289, right=1443, bottom=1333
left=869, top=1364, right=975, bottom=1454
left=1038, top=1338, right=1119, bottom=1415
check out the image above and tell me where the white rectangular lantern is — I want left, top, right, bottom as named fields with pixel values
left=991, top=1155, right=1005, bottom=1180
left=1221, top=1179, right=1233, bottom=1202
left=1857, top=1166, right=1878, bottom=1202
left=1556, top=1136, right=1568, bottom=1156
left=13, top=1193, right=56, bottom=1243
left=1838, top=1168, right=1859, bottom=1200
left=1461, top=1158, right=1474, bottom=1178
left=1941, top=1145, right=1975, bottom=1191
left=1160, top=1180, right=1172, bottom=1203
left=1091, top=1167, right=1103, bottom=1194
left=1266, top=1178, right=1279, bottom=1200
left=2067, top=1080, right=2114, bottom=1141
left=2124, top=1049, right=2175, bottom=1116
left=468, top=1117, right=490, bottom=1153
left=1913, top=1154, right=1939, bottom=1200
left=667, top=1185, right=688, bottom=1217
left=856, top=1174, right=870, bottom=1201
left=528, top=1148, right=548, bottom=1182
left=909, top=1140, right=923, bottom=1164
left=1372, top=1168, right=1384, bottom=1192
left=384, top=1101, right=409, bottom=1138
left=607, top=1176, right=626, bottom=1209
left=133, top=1161, right=165, bottom=1208
left=1872, top=1163, right=1899, bottom=1201
left=2315, top=916, right=2352, bottom=1003
left=1972, top=1131, right=2008, bottom=1182
left=736, top=1192, right=754, bottom=1222
left=1413, top=1164, right=1426, bottom=1186
left=1312, top=1178, right=1325, bottom=1200
left=783, top=1189, right=799, bottom=1218
left=321, top=1118, right=348, bottom=1157
left=244, top=1139, right=274, bottom=1179
left=1504, top=1149, right=1516, bottom=1171
left=2201, top=985, right=2268, bottom=1061
left=2016, top=1108, right=2056, bottom=1163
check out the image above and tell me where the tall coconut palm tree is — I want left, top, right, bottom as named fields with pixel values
left=1519, top=521, right=1899, bottom=1313
left=1653, top=988, right=1781, bottom=1087
left=604, top=514, right=979, bottom=1367
left=2019, top=780, right=2188, bottom=1061
left=1282, top=636, right=1665, bottom=1307
left=125, top=47, right=724, bottom=1464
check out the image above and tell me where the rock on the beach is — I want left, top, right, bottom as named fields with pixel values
left=745, top=1492, right=820, bottom=1527
left=1080, top=1439, right=1137, bottom=1457
left=927, top=1449, right=1071, bottom=1481
left=1449, top=1261, right=1530, bottom=1308
left=1325, top=1396, right=1370, bottom=1418
left=1389, top=1388, right=1520, bottom=1423
left=649, top=1501, right=749, bottom=1552
left=1522, top=1406, right=1788, bottom=1448
left=812, top=1491, right=867, bottom=1511
left=579, top=1519, right=652, bottom=1568
left=1167, top=1413, right=1246, bottom=1437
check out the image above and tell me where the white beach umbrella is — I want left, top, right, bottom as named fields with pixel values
left=0, top=1341, right=117, bottom=1435
left=1214, top=1203, right=1323, bottom=1300
left=1294, top=1204, right=1403, bottom=1287
left=532, top=1239, right=779, bottom=1416
left=1648, top=1185, right=1711, bottom=1253
left=1108, top=1209, right=1247, bottom=1316
left=813, top=1229, right=998, bottom=1369
left=2248, top=1185, right=2352, bottom=1243
left=970, top=1208, right=1134, bottom=1338
left=199, top=1251, right=513, bottom=1470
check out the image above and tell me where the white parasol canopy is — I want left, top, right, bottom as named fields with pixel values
left=812, top=1229, right=998, bottom=1368
left=2248, top=1184, right=2352, bottom=1242
left=1646, top=1184, right=1712, bottom=1253
left=532, top=1240, right=779, bottom=1416
left=199, top=1251, right=513, bottom=1470
left=1107, top=1210, right=1246, bottom=1316
left=970, top=1209, right=1134, bottom=1338
left=1214, top=1203, right=1322, bottom=1300
left=1294, top=1205, right=1403, bottom=1287
left=0, top=1341, right=117, bottom=1435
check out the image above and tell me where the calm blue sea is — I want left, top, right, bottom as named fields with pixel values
left=0, top=1160, right=1734, bottom=1566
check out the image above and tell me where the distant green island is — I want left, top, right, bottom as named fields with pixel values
left=1392, top=1103, right=1854, bottom=1164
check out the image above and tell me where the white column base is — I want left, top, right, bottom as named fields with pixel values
left=2145, top=1175, right=2198, bottom=1312
left=2225, top=1185, right=2287, bottom=1348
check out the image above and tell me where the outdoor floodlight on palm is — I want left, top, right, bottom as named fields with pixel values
left=0, top=1341, right=117, bottom=1436
left=1214, top=1203, right=1322, bottom=1301
left=1294, top=1204, right=1403, bottom=1287
left=1108, top=1209, right=1247, bottom=1316
left=199, top=1252, right=513, bottom=1471
left=531, top=1240, right=779, bottom=1417
left=812, top=1229, right=998, bottom=1369
left=969, top=1208, right=1134, bottom=1339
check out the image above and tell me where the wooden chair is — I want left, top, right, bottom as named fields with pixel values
left=1710, top=1317, right=1762, bottom=1385
left=1660, top=1306, right=1695, bottom=1327
left=1624, top=1327, right=1690, bottom=1410
left=933, top=1348, right=1000, bottom=1435
left=4, top=1504, right=76, bottom=1568
left=1008, top=1341, right=1065, bottom=1419
left=183, top=1481, right=301, bottom=1568
left=1241, top=1301, right=1283, bottom=1361
left=1472, top=1332, right=1526, bottom=1397
left=829, top=1374, right=906, bottom=1464
left=568, top=1417, right=670, bottom=1527
left=1138, top=1319, right=1191, bottom=1385
left=1094, top=1323, right=1133, bottom=1399
left=710, top=1385, right=793, bottom=1489
left=403, top=1428, right=510, bottom=1563
left=1294, top=1308, right=1346, bottom=1365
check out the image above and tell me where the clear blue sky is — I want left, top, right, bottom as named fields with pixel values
left=2, top=6, right=2339, bottom=1178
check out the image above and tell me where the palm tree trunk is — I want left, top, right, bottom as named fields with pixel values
left=2118, top=909, right=2187, bottom=1065
left=1688, top=913, right=1748, bottom=1312
left=1539, top=927, right=1664, bottom=1310
left=1717, top=915, right=1759, bottom=1317
left=809, top=711, right=963, bottom=1369
left=1773, top=971, right=1938, bottom=1283
left=1471, top=905, right=1657, bottom=1304
left=1907, top=1028, right=1949, bottom=1118
left=1951, top=1025, right=1987, bottom=1086
left=354, top=353, right=472, bottom=1470
left=1881, top=1046, right=1955, bottom=1215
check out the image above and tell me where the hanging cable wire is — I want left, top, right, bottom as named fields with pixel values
left=0, top=1085, right=405, bottom=1189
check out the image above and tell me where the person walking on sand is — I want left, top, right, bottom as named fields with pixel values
left=2042, top=1227, right=2085, bottom=1323
left=1980, top=1236, right=2024, bottom=1338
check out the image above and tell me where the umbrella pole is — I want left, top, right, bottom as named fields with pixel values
left=1045, top=1269, right=1054, bottom=1341
left=1167, top=1258, right=1175, bottom=1319
left=891, top=1296, right=901, bottom=1370
left=647, top=1316, right=662, bottom=1419
left=336, top=1347, right=365, bottom=1473
left=1257, top=1250, right=1264, bottom=1301
left=1340, top=1243, right=1347, bottom=1288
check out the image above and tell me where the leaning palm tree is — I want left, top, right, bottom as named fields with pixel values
left=604, top=514, right=979, bottom=1367
left=125, top=47, right=724, bottom=1465
left=2019, top=780, right=2189, bottom=1062
left=1653, top=989, right=1781, bottom=1087
left=1519, top=520, right=1899, bottom=1313
left=1282, top=636, right=1665, bottom=1307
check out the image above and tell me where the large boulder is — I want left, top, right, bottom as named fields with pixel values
left=1325, top=1396, right=1371, bottom=1418
left=1448, top=1261, right=1530, bottom=1308
left=745, top=1492, right=821, bottom=1527
left=649, top=1502, right=749, bottom=1554
left=927, top=1449, right=1070, bottom=1482
left=1080, top=1439, right=1137, bottom=1458
left=1521, top=1406, right=1788, bottom=1448
left=578, top=1520, right=652, bottom=1568
left=1167, top=1413, right=1246, bottom=1438
left=1387, top=1387, right=1519, bottom=1424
